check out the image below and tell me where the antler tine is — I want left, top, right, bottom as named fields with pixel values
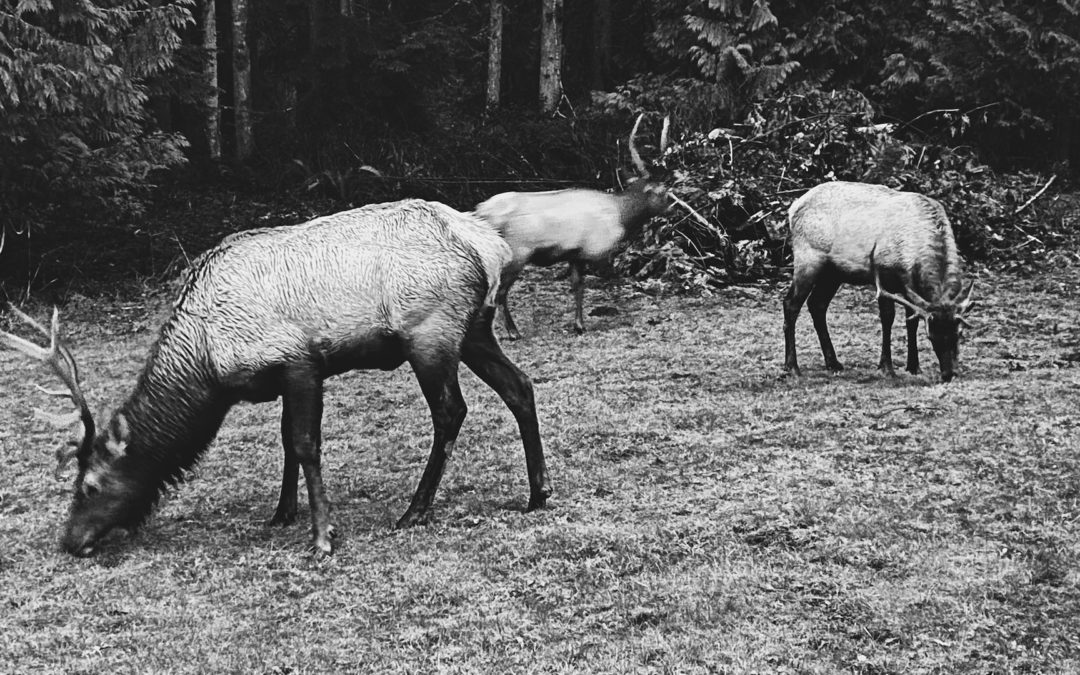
left=1, top=306, right=95, bottom=436
left=875, top=270, right=930, bottom=321
left=628, top=113, right=647, bottom=176
left=869, top=246, right=929, bottom=321
left=659, top=116, right=670, bottom=155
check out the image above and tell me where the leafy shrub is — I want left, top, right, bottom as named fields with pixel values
left=0, top=0, right=192, bottom=234
left=611, top=87, right=1065, bottom=289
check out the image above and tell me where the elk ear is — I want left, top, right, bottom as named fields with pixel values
left=105, top=413, right=130, bottom=457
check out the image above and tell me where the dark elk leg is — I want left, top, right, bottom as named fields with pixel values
left=396, top=361, right=467, bottom=529
left=905, top=308, right=921, bottom=374
left=877, top=296, right=897, bottom=376
left=807, top=275, right=843, bottom=372
left=282, top=363, right=333, bottom=556
left=496, top=262, right=525, bottom=341
left=462, top=308, right=550, bottom=511
left=569, top=260, right=587, bottom=335
left=783, top=266, right=817, bottom=376
left=271, top=413, right=300, bottom=525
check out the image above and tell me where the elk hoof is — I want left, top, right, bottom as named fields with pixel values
left=526, top=492, right=550, bottom=512
left=878, top=364, right=897, bottom=377
left=394, top=510, right=426, bottom=530
left=310, top=536, right=333, bottom=558
left=573, top=325, right=586, bottom=335
left=826, top=362, right=844, bottom=373
left=268, top=509, right=297, bottom=526
left=507, top=330, right=522, bottom=341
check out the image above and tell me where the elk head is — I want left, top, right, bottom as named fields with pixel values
left=1, top=306, right=149, bottom=556
left=873, top=266, right=975, bottom=383
left=625, top=113, right=672, bottom=216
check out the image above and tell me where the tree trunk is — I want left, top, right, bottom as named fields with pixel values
left=310, top=0, right=321, bottom=56
left=539, top=0, right=563, bottom=115
left=484, top=0, right=504, bottom=117
left=232, top=0, right=252, bottom=161
left=202, top=0, right=222, bottom=160
left=591, top=0, right=611, bottom=91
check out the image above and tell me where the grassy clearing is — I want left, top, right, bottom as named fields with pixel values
left=2, top=264, right=1079, bottom=674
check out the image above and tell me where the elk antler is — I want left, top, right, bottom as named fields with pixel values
left=0, top=306, right=96, bottom=474
left=628, top=113, right=648, bottom=176
left=869, top=247, right=931, bottom=322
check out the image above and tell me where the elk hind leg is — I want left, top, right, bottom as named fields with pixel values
left=569, top=260, right=587, bottom=334
left=806, top=274, right=843, bottom=372
left=396, top=354, right=467, bottom=529
left=462, top=307, right=550, bottom=510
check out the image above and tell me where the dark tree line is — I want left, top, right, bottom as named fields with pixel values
left=1, top=0, right=1077, bottom=289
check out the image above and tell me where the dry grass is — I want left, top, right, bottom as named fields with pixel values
left=2, top=264, right=1079, bottom=674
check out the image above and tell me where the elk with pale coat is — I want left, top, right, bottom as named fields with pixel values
left=475, top=114, right=671, bottom=338
left=1, top=199, right=551, bottom=557
left=783, top=181, right=975, bottom=382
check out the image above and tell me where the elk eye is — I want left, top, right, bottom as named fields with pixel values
left=83, top=482, right=99, bottom=498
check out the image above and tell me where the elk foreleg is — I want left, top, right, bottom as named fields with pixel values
left=877, top=296, right=897, bottom=376
left=282, top=364, right=333, bottom=556
left=271, top=420, right=300, bottom=525
left=497, top=261, right=526, bottom=341
left=569, top=260, right=587, bottom=335
left=396, top=361, right=467, bottom=529
left=905, top=308, right=921, bottom=374
left=462, top=308, right=550, bottom=511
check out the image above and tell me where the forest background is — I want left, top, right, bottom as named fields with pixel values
left=1, top=0, right=1079, bottom=297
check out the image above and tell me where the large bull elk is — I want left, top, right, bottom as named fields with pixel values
left=474, top=114, right=671, bottom=338
left=1, top=200, right=551, bottom=557
left=782, top=181, right=975, bottom=382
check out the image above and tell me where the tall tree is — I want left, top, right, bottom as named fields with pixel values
left=539, top=0, right=563, bottom=114
left=201, top=0, right=222, bottom=161
left=232, top=0, right=252, bottom=161
left=485, top=0, right=505, bottom=116
left=591, top=0, right=612, bottom=90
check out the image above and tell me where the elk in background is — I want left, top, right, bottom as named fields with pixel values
left=783, top=181, right=975, bottom=382
left=474, top=114, right=671, bottom=338
left=1, top=200, right=551, bottom=558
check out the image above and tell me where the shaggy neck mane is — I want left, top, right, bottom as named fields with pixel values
left=117, top=314, right=230, bottom=512
left=911, top=197, right=963, bottom=304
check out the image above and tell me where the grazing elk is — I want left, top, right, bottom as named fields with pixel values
left=783, top=181, right=975, bottom=382
left=1, top=200, right=551, bottom=557
left=474, top=114, right=671, bottom=338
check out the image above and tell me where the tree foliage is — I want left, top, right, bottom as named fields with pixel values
left=0, top=0, right=192, bottom=231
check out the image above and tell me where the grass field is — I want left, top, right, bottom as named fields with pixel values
left=1, top=263, right=1078, bottom=674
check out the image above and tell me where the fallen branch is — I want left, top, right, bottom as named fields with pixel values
left=1014, top=174, right=1057, bottom=215
left=670, top=194, right=728, bottom=240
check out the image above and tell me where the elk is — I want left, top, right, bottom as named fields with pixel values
left=474, top=114, right=671, bottom=339
left=782, top=181, right=975, bottom=382
left=0, top=200, right=551, bottom=557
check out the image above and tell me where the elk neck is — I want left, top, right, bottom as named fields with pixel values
left=908, top=200, right=964, bottom=304
left=116, top=315, right=231, bottom=488
left=614, top=181, right=662, bottom=237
